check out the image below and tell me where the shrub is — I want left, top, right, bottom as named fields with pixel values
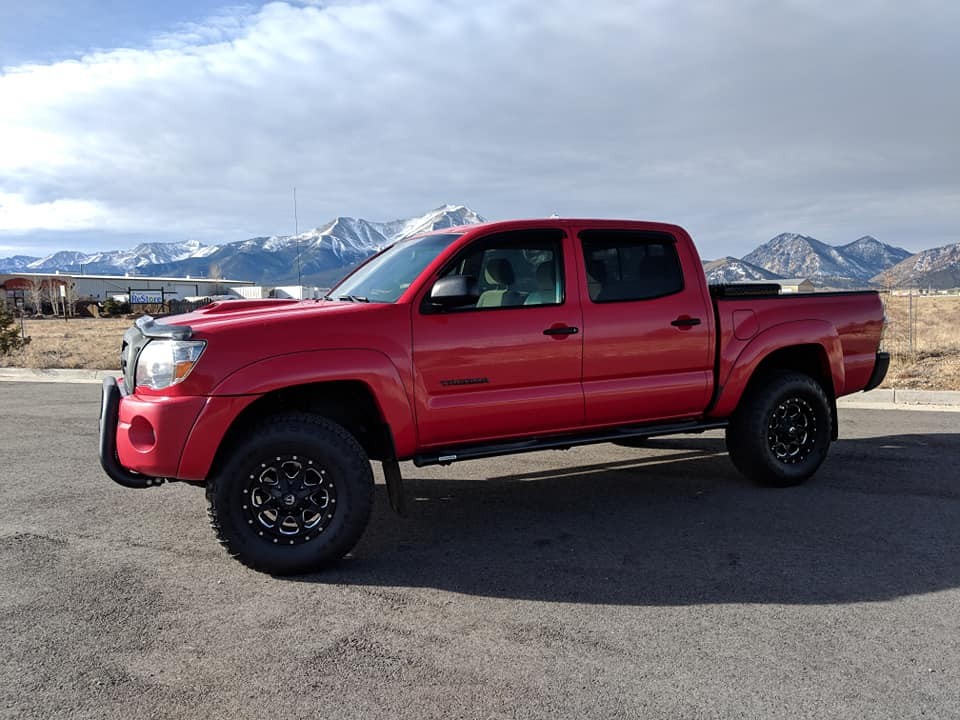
left=102, top=298, right=131, bottom=316
left=0, top=304, right=30, bottom=356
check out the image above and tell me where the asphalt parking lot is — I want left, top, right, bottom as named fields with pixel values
left=1, top=382, right=958, bottom=719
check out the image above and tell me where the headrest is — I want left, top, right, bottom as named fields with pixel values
left=484, top=258, right=515, bottom=285
left=586, top=259, right=606, bottom=283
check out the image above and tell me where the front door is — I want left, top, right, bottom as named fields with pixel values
left=412, top=228, right=584, bottom=447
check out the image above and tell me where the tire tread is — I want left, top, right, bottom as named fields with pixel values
left=205, top=412, right=374, bottom=574
left=725, top=371, right=832, bottom=487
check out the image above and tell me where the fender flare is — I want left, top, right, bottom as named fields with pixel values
left=709, top=319, right=843, bottom=419
left=212, top=348, right=417, bottom=456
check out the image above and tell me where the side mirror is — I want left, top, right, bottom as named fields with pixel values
left=429, top=275, right=479, bottom=309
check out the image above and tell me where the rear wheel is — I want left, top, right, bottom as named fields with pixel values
left=206, top=413, right=374, bottom=574
left=725, top=372, right=832, bottom=487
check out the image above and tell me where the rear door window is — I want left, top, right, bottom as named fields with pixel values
left=580, top=229, right=683, bottom=302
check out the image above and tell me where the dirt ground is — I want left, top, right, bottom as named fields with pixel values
left=880, top=294, right=960, bottom=390
left=2, top=296, right=960, bottom=389
left=2, top=316, right=127, bottom=370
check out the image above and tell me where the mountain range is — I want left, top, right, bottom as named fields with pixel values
left=0, top=205, right=484, bottom=287
left=2, top=206, right=958, bottom=290
left=704, top=233, right=959, bottom=290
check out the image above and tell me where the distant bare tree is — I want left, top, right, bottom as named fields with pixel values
left=26, top=279, right=47, bottom=316
left=209, top=263, right=224, bottom=295
left=64, top=282, right=77, bottom=317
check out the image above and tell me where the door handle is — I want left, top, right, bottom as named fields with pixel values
left=671, top=317, right=701, bottom=328
left=543, top=326, right=579, bottom=336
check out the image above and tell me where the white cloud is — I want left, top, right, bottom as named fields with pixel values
left=0, top=0, right=958, bottom=256
left=0, top=192, right=117, bottom=231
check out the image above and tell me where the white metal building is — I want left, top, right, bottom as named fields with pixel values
left=1, top=271, right=255, bottom=310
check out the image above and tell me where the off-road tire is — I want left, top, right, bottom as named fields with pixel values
left=725, top=372, right=832, bottom=487
left=206, top=413, right=374, bottom=575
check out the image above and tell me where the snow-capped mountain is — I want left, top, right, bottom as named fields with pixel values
left=5, top=211, right=952, bottom=290
left=872, top=243, right=960, bottom=289
left=16, top=240, right=208, bottom=275
left=743, top=233, right=875, bottom=282
left=0, top=255, right=41, bottom=271
left=374, top=205, right=485, bottom=241
left=839, top=236, right=911, bottom=274
left=0, top=205, right=485, bottom=285
left=176, top=205, right=487, bottom=285
left=741, top=233, right=920, bottom=287
left=703, top=257, right=783, bottom=284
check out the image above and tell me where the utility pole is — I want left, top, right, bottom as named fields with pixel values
left=294, top=187, right=302, bottom=292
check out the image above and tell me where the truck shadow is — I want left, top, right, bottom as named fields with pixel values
left=304, top=432, right=960, bottom=606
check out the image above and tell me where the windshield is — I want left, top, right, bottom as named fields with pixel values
left=328, top=233, right=463, bottom=302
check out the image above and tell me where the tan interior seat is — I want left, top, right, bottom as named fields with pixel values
left=477, top=258, right=524, bottom=308
left=524, top=261, right=559, bottom=305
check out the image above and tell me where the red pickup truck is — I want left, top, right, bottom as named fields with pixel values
left=99, top=219, right=888, bottom=574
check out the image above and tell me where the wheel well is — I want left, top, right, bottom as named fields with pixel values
left=745, top=344, right=838, bottom=439
left=211, top=381, right=394, bottom=476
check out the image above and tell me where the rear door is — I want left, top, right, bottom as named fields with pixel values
left=577, top=227, right=713, bottom=425
left=411, top=228, right=584, bottom=447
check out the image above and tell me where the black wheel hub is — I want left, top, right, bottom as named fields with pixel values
left=767, top=397, right=817, bottom=464
left=241, top=455, right=337, bottom=544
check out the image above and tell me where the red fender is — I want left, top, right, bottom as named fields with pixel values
left=177, top=349, right=416, bottom=480
left=709, top=320, right=843, bottom=419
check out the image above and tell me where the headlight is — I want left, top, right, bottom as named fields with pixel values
left=135, top=340, right=206, bottom=390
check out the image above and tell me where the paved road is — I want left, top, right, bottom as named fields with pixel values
left=1, top=382, right=958, bottom=719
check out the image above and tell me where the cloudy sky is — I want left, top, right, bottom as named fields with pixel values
left=1, top=0, right=958, bottom=259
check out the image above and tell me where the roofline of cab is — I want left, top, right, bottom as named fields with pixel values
left=429, top=217, right=690, bottom=239
left=396, top=218, right=694, bottom=306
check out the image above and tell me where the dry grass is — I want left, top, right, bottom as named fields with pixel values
left=3, top=297, right=960, bottom=389
left=3, top=317, right=127, bottom=370
left=880, top=294, right=960, bottom=390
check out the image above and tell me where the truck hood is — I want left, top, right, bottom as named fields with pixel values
left=167, top=298, right=381, bottom=335
left=130, top=298, right=411, bottom=397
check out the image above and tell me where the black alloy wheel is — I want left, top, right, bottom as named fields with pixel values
left=725, top=371, right=832, bottom=487
left=244, top=454, right=338, bottom=546
left=207, top=413, right=374, bottom=574
left=767, top=397, right=818, bottom=465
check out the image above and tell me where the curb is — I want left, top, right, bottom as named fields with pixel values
left=836, top=388, right=960, bottom=408
left=0, top=368, right=118, bottom=384
left=1, top=367, right=959, bottom=409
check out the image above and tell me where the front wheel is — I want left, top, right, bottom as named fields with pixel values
left=206, top=413, right=374, bottom=574
left=725, top=372, right=833, bottom=487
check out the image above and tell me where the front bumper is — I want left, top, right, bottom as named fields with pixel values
left=98, top=376, right=205, bottom=488
left=863, top=351, right=890, bottom=392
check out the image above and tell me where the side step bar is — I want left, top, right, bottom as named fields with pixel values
left=413, top=419, right=729, bottom=467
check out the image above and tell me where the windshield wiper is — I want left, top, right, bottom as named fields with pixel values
left=337, top=295, right=369, bottom=303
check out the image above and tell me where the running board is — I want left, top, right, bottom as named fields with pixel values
left=412, top=419, right=729, bottom=467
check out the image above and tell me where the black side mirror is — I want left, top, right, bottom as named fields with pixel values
left=429, top=275, right=479, bottom=309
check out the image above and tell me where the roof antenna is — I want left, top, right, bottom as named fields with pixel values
left=293, top=187, right=302, bottom=289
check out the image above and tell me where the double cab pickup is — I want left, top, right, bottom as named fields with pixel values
left=99, top=219, right=888, bottom=574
